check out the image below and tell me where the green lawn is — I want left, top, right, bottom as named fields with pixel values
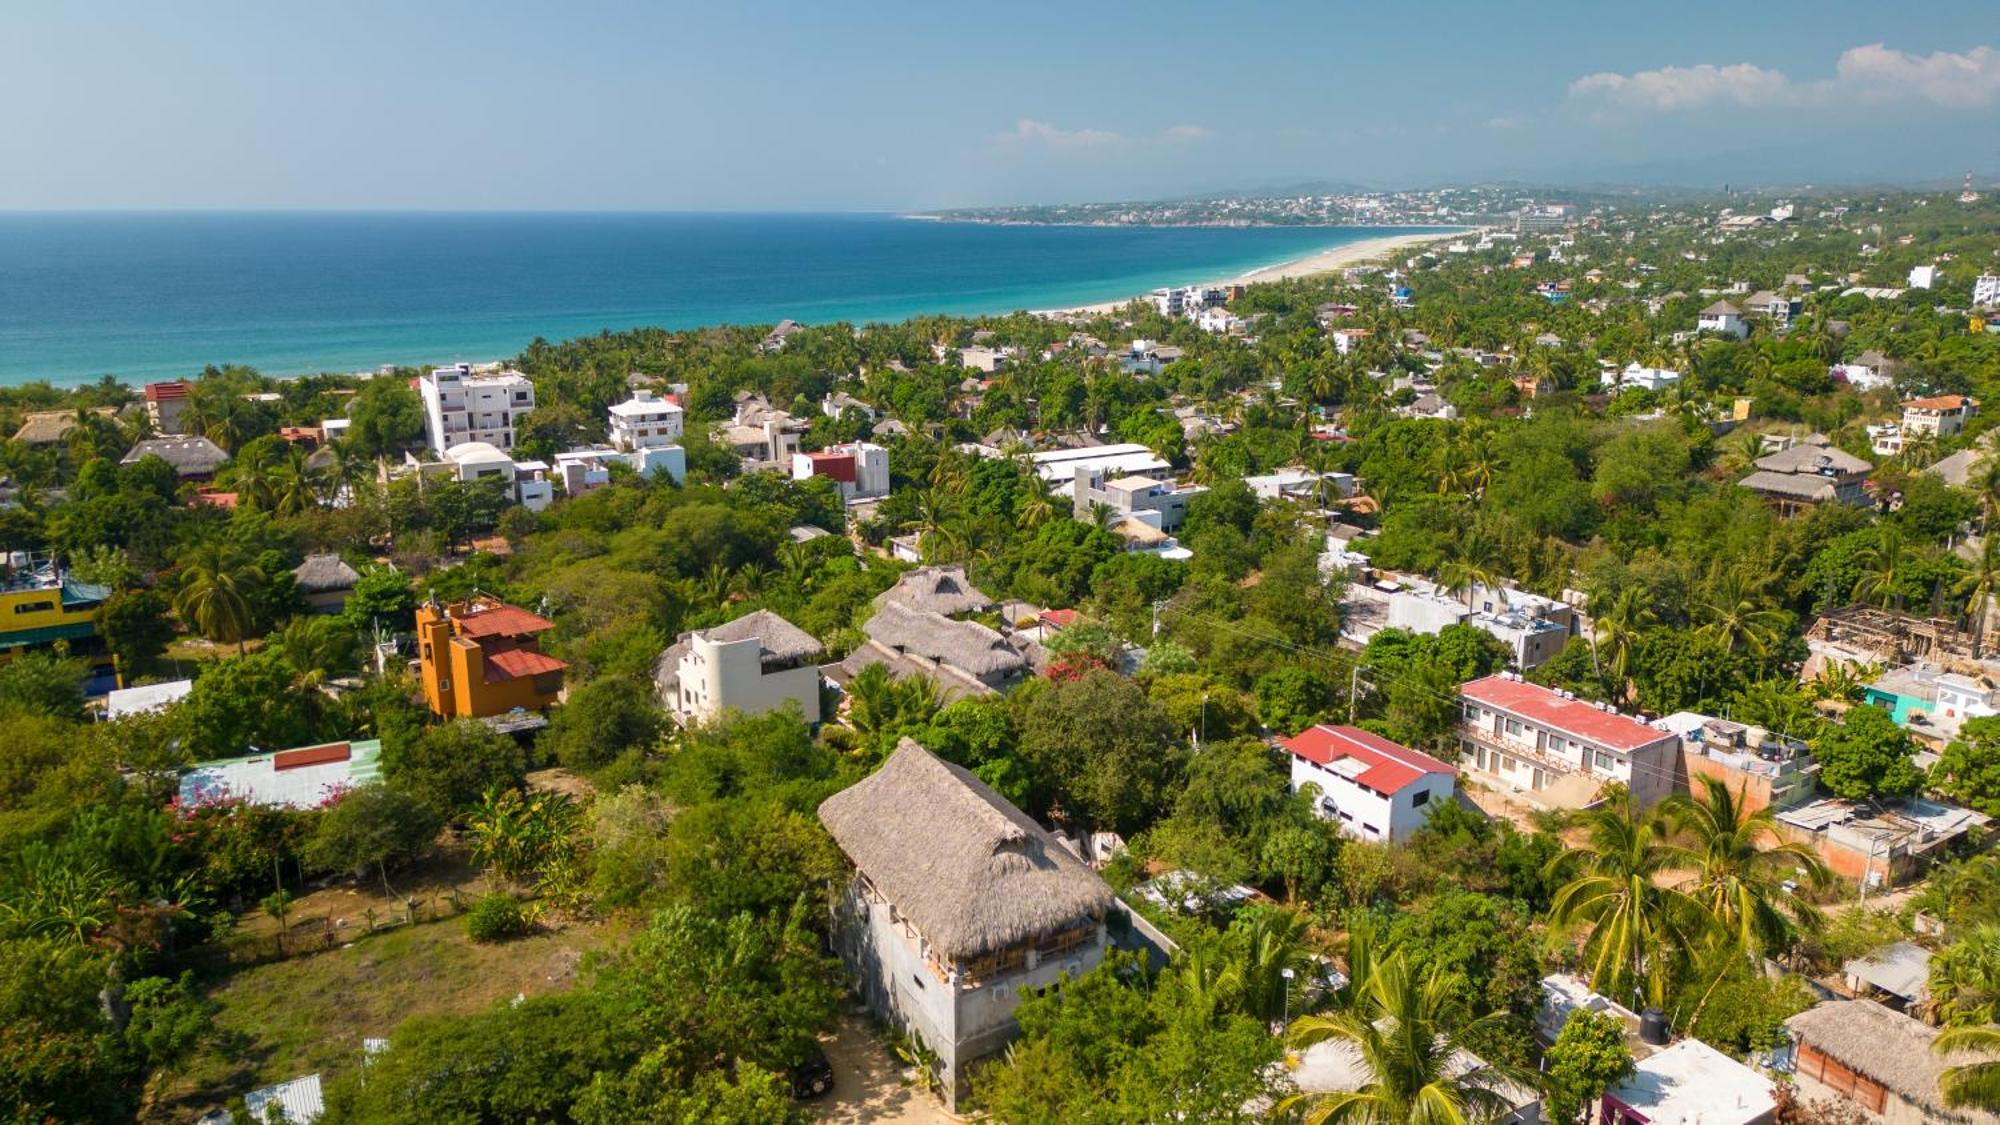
left=158, top=912, right=622, bottom=1121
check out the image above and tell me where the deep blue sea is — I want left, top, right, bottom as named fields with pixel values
left=0, top=212, right=1440, bottom=385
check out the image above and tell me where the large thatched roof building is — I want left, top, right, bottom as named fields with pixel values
left=817, top=739, right=1114, bottom=1109
left=819, top=740, right=1110, bottom=961
left=121, top=435, right=231, bottom=479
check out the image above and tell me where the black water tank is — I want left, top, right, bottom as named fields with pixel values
left=1639, top=1007, right=1670, bottom=1046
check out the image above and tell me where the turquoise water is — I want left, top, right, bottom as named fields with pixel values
left=0, top=213, right=1443, bottom=385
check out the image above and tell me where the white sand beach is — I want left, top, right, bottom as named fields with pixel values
left=1038, top=228, right=1466, bottom=317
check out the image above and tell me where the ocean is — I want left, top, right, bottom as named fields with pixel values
left=0, top=212, right=1437, bottom=385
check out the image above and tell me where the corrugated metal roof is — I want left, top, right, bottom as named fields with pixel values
left=243, top=1073, right=324, bottom=1123
left=179, top=740, right=383, bottom=810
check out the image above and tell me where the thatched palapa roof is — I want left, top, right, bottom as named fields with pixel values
left=1787, top=1000, right=2000, bottom=1116
left=874, top=565, right=993, bottom=617
left=817, top=740, right=1112, bottom=960
left=292, top=553, right=361, bottom=593
left=121, top=435, right=230, bottom=476
left=862, top=601, right=1024, bottom=677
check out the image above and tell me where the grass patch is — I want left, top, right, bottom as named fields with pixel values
left=160, top=910, right=624, bottom=1121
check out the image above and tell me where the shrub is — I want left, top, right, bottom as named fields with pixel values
left=464, top=893, right=531, bottom=943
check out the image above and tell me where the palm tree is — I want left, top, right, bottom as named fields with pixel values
left=1937, top=1024, right=2000, bottom=1112
left=1282, top=951, right=1527, bottom=1125
left=1588, top=587, right=1655, bottom=705
left=1545, top=804, right=1706, bottom=1009
left=173, top=543, right=263, bottom=655
left=1696, top=571, right=1787, bottom=656
left=1958, top=535, right=2000, bottom=658
left=1219, top=907, right=1314, bottom=1024
left=1851, top=525, right=1908, bottom=610
left=1662, top=775, right=1829, bottom=962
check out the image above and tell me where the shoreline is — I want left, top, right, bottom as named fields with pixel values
left=1032, top=228, right=1469, bottom=317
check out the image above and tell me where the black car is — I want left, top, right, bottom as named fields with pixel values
left=790, top=1044, right=835, bottom=1099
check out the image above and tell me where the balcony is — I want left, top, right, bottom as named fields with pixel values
left=1460, top=724, right=1586, bottom=778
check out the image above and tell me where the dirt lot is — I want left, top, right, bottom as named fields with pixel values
left=816, top=1012, right=960, bottom=1124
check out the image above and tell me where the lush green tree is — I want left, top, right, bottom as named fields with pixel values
left=1812, top=705, right=1923, bottom=800
left=383, top=718, right=528, bottom=817
left=543, top=675, right=666, bottom=772
left=1283, top=950, right=1530, bottom=1125
left=172, top=542, right=264, bottom=653
left=96, top=589, right=174, bottom=680
left=1542, top=1009, right=1634, bottom=1125
left=1546, top=805, right=1707, bottom=1008
left=171, top=650, right=331, bottom=760
left=303, top=785, right=442, bottom=896
left=1663, top=775, right=1829, bottom=961
left=0, top=651, right=88, bottom=721
left=1015, top=670, right=1183, bottom=833
left=1254, top=666, right=1336, bottom=733
left=1936, top=716, right=2000, bottom=817
left=344, top=377, right=425, bottom=458
left=342, top=566, right=417, bottom=631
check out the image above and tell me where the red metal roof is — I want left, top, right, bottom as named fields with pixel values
left=452, top=602, right=556, bottom=639
left=1040, top=608, right=1082, bottom=630
left=802, top=451, right=857, bottom=483
left=1459, top=675, right=1666, bottom=751
left=483, top=647, right=568, bottom=682
left=273, top=742, right=352, bottom=771
left=143, top=381, right=190, bottom=401
left=1279, top=724, right=1454, bottom=796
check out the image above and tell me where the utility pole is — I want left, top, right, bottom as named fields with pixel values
left=1348, top=663, right=1371, bottom=722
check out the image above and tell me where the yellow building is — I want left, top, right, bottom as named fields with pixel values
left=416, top=595, right=566, bottom=720
left=0, top=561, right=109, bottom=656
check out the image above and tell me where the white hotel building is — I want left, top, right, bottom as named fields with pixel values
left=607, top=390, right=684, bottom=452
left=1456, top=673, right=1679, bottom=809
left=419, top=363, right=536, bottom=454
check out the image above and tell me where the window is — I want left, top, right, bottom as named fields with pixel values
left=1410, top=789, right=1430, bottom=808
left=1594, top=750, right=1616, bottom=771
left=1505, top=718, right=1523, bottom=736
left=12, top=600, right=54, bottom=615
left=911, top=973, right=926, bottom=991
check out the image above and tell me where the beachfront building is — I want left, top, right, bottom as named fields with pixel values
left=1280, top=724, right=1457, bottom=843
left=1457, top=673, right=1681, bottom=809
left=419, top=363, right=536, bottom=454
left=143, top=381, right=192, bottom=434
left=818, top=739, right=1115, bottom=1110
left=122, top=435, right=230, bottom=481
left=415, top=595, right=567, bottom=721
left=792, top=442, right=890, bottom=503
left=606, top=389, right=683, bottom=451
left=652, top=609, right=825, bottom=726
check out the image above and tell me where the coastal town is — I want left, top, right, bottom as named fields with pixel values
left=6, top=181, right=2000, bottom=1125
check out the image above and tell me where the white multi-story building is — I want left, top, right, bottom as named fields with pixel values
left=1601, top=361, right=1683, bottom=393
left=1281, top=724, right=1456, bottom=843
left=1974, top=273, right=2000, bottom=309
left=1071, top=469, right=1205, bottom=533
left=792, top=442, right=890, bottom=503
left=403, top=441, right=553, bottom=511
left=1457, top=673, right=1680, bottom=808
left=606, top=390, right=683, bottom=452
left=653, top=610, right=825, bottom=725
left=419, top=363, right=535, bottom=454
left=1385, top=583, right=1575, bottom=670
left=1697, top=301, right=1749, bottom=339
left=1901, top=394, right=1979, bottom=442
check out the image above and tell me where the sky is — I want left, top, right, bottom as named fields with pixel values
left=4, top=1, right=1999, bottom=211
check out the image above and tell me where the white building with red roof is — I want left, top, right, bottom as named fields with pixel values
left=1279, top=724, right=1457, bottom=843
left=1457, top=674, right=1680, bottom=808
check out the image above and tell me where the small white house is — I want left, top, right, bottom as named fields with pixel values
left=1280, top=724, right=1457, bottom=843
left=1698, top=301, right=1749, bottom=339
left=653, top=610, right=825, bottom=726
left=1909, top=264, right=1938, bottom=290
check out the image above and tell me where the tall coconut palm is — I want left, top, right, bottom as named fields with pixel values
left=1662, top=775, right=1829, bottom=962
left=1937, top=1024, right=2000, bottom=1112
left=1282, top=951, right=1528, bottom=1125
left=1545, top=805, right=1707, bottom=1009
left=1588, top=586, right=1655, bottom=705
left=173, top=543, right=263, bottom=655
left=1696, top=570, right=1787, bottom=656
left=1957, top=536, right=2000, bottom=658
left=1851, top=525, right=1908, bottom=610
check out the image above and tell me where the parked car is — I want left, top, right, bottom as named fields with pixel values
left=790, top=1043, right=835, bottom=1099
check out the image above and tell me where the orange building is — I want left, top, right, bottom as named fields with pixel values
left=416, top=596, right=567, bottom=720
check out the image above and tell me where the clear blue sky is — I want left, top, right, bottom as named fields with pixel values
left=5, top=1, right=1997, bottom=210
